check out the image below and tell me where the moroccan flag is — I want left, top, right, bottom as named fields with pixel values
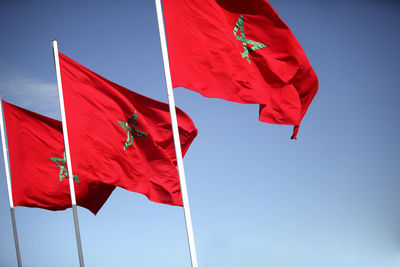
left=58, top=52, right=198, bottom=206
left=2, top=100, right=115, bottom=214
left=162, top=0, right=318, bottom=139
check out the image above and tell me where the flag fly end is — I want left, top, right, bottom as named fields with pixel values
left=291, top=126, right=299, bottom=140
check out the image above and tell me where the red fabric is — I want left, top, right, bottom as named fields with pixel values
left=59, top=52, right=198, bottom=206
left=2, top=100, right=115, bottom=214
left=162, top=0, right=318, bottom=139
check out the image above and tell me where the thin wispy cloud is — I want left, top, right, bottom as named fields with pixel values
left=0, top=66, right=60, bottom=120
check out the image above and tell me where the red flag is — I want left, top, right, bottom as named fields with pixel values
left=58, top=52, right=198, bottom=206
left=162, top=0, right=318, bottom=139
left=2, top=100, right=115, bottom=214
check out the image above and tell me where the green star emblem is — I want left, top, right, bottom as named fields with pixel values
left=233, top=14, right=268, bottom=63
left=117, top=110, right=149, bottom=150
left=50, top=152, right=79, bottom=183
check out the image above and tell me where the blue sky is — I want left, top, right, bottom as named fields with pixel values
left=1, top=0, right=400, bottom=266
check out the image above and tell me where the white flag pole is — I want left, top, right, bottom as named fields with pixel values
left=52, top=40, right=85, bottom=267
left=0, top=98, right=22, bottom=267
left=154, top=1, right=199, bottom=266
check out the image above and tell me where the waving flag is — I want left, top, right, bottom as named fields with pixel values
left=162, top=0, right=318, bottom=138
left=58, top=52, right=198, bottom=206
left=2, top=100, right=115, bottom=214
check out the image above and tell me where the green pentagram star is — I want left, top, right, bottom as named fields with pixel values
left=117, top=110, right=149, bottom=150
left=233, top=14, right=268, bottom=63
left=50, top=152, right=79, bottom=183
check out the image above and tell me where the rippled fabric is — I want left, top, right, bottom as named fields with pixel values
left=59, top=53, right=197, bottom=206
left=3, top=100, right=115, bottom=214
left=163, top=0, right=318, bottom=139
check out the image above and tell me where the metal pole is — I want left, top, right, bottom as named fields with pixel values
left=51, top=40, right=85, bottom=267
left=0, top=98, right=23, bottom=267
left=154, top=1, right=199, bottom=266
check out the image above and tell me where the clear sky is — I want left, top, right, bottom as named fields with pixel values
left=0, top=0, right=400, bottom=266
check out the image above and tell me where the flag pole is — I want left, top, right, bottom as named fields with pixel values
left=154, top=1, right=199, bottom=266
left=51, top=40, right=85, bottom=267
left=0, top=98, right=23, bottom=267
